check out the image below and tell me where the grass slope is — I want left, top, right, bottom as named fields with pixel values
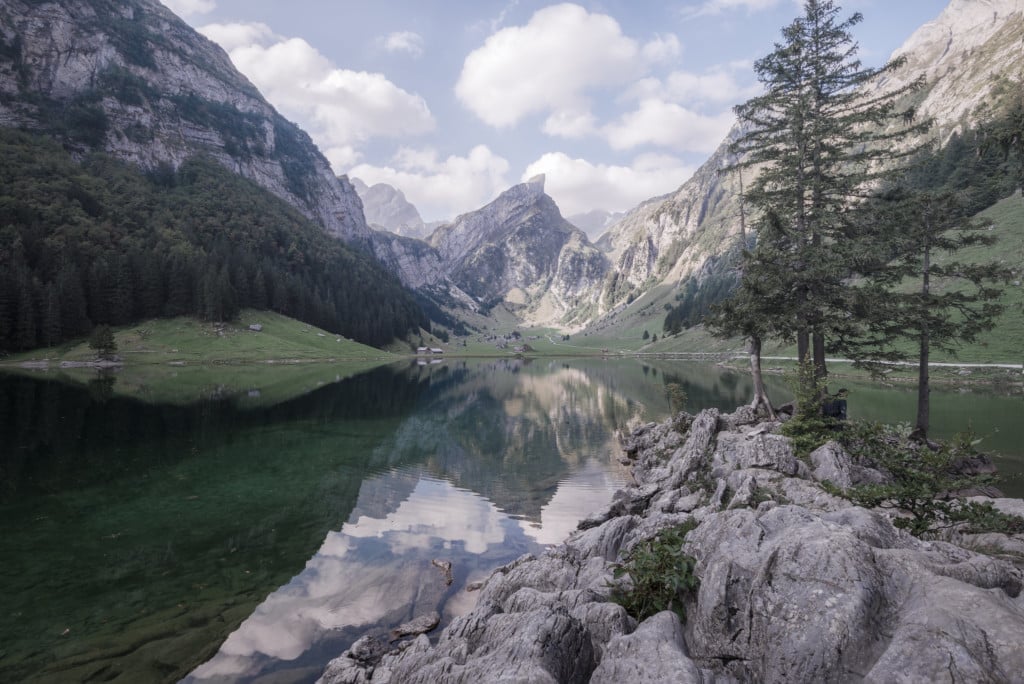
left=579, top=192, right=1024, bottom=364
left=1, top=310, right=396, bottom=405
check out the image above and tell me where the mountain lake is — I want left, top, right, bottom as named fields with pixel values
left=1, top=358, right=1021, bottom=683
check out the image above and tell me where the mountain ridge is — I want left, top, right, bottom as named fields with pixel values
left=0, top=0, right=371, bottom=242
left=573, top=0, right=1024, bottom=334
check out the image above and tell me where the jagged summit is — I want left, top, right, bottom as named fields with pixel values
left=426, top=178, right=608, bottom=322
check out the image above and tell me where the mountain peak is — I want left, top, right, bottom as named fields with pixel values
left=525, top=174, right=546, bottom=191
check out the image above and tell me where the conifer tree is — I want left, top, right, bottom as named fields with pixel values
left=724, top=0, right=926, bottom=396
left=850, top=188, right=1008, bottom=439
left=43, top=283, right=61, bottom=348
left=88, top=324, right=117, bottom=360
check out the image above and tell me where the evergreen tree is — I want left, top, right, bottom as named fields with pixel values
left=43, top=283, right=61, bottom=348
left=57, top=262, right=91, bottom=338
left=88, top=324, right=117, bottom=360
left=15, top=274, right=37, bottom=350
left=851, top=188, right=1008, bottom=439
left=724, top=0, right=926, bottom=394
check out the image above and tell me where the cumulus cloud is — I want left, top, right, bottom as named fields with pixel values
left=603, top=99, right=735, bottom=154
left=456, top=4, right=645, bottom=129
left=349, top=145, right=511, bottom=222
left=199, top=22, right=435, bottom=172
left=199, top=22, right=273, bottom=51
left=380, top=31, right=425, bottom=58
left=641, top=34, right=683, bottom=63
left=522, top=152, right=695, bottom=216
left=681, top=0, right=785, bottom=18
left=160, top=0, right=216, bottom=17
left=623, top=65, right=761, bottom=108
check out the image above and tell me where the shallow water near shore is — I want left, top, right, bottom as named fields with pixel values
left=0, top=358, right=1020, bottom=682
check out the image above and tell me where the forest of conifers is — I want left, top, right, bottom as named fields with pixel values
left=0, top=129, right=429, bottom=352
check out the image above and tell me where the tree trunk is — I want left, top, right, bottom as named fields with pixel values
left=813, top=332, right=827, bottom=394
left=914, top=237, right=932, bottom=440
left=748, top=335, right=777, bottom=420
left=797, top=330, right=810, bottom=364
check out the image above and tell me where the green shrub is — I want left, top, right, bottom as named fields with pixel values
left=780, top=359, right=835, bottom=458
left=838, top=422, right=1024, bottom=537
left=611, top=521, right=699, bottom=622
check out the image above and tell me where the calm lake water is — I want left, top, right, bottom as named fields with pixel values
left=1, top=358, right=1020, bottom=683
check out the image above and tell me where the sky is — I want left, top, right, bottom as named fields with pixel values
left=160, top=0, right=950, bottom=222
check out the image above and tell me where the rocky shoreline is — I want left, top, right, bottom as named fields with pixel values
left=320, top=407, right=1024, bottom=683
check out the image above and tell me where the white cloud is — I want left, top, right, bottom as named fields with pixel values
left=160, top=0, right=215, bottom=17
left=642, top=34, right=683, bottom=63
left=198, top=23, right=435, bottom=172
left=542, top=109, right=598, bottom=139
left=456, top=3, right=643, bottom=129
left=624, top=67, right=761, bottom=108
left=350, top=145, right=511, bottom=222
left=522, top=152, right=695, bottom=216
left=380, top=31, right=425, bottom=58
left=199, top=22, right=274, bottom=52
left=603, top=99, right=735, bottom=153
left=681, top=0, right=785, bottom=18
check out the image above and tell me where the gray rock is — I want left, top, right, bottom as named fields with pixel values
left=319, top=407, right=1024, bottom=684
left=712, top=430, right=806, bottom=478
left=591, top=612, right=710, bottom=684
left=384, top=606, right=596, bottom=684
left=809, top=441, right=886, bottom=489
left=389, top=611, right=440, bottom=641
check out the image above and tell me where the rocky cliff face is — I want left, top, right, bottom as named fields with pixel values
left=428, top=175, right=609, bottom=323
left=579, top=0, right=1024, bottom=327
left=879, top=0, right=1024, bottom=133
left=0, top=0, right=370, bottom=242
left=352, top=178, right=429, bottom=240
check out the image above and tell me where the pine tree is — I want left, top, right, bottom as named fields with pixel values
left=851, top=188, right=1008, bottom=439
left=15, top=275, right=37, bottom=350
left=43, top=283, right=61, bottom=348
left=88, top=324, right=117, bottom=360
left=724, top=0, right=926, bottom=395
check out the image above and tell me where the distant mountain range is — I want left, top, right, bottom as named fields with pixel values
left=1, top=0, right=1020, bottom=347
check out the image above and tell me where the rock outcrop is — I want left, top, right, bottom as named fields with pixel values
left=428, top=175, right=609, bottom=324
left=0, top=0, right=370, bottom=242
left=320, top=407, right=1024, bottom=683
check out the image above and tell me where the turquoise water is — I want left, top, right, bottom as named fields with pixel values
left=0, top=359, right=1019, bottom=682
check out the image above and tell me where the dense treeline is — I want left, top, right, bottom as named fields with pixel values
left=0, top=129, right=428, bottom=352
left=662, top=246, right=748, bottom=335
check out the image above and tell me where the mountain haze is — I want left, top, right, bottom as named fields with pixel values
left=351, top=177, right=429, bottom=240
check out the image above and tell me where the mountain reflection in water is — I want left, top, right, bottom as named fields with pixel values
left=186, top=360, right=640, bottom=682
left=2, top=357, right=1016, bottom=684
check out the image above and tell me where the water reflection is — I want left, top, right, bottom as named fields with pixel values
left=187, top=360, right=636, bottom=682
left=1, top=358, right=1019, bottom=683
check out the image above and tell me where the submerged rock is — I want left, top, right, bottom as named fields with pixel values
left=320, top=407, right=1024, bottom=683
